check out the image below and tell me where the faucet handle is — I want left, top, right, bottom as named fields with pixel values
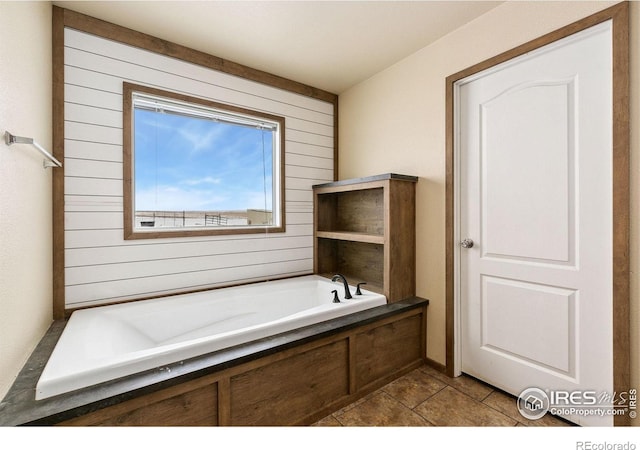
left=356, top=282, right=367, bottom=295
left=331, top=290, right=341, bottom=303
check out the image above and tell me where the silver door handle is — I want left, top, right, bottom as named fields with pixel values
left=460, top=238, right=474, bottom=249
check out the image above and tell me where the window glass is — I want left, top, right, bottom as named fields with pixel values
left=124, top=86, right=284, bottom=238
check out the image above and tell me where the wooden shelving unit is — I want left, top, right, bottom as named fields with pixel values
left=313, top=173, right=418, bottom=302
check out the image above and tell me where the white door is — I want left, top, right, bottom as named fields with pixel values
left=457, top=22, right=613, bottom=426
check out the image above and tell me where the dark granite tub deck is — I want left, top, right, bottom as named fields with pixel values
left=0, top=297, right=428, bottom=426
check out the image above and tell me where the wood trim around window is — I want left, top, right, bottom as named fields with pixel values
left=122, top=82, right=286, bottom=240
left=52, top=6, right=339, bottom=318
left=445, top=1, right=630, bottom=425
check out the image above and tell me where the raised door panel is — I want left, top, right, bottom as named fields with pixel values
left=481, top=276, right=576, bottom=375
left=481, top=81, right=575, bottom=264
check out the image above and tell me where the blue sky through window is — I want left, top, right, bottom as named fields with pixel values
left=134, top=108, right=274, bottom=213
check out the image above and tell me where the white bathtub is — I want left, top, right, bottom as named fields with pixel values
left=36, top=275, right=386, bottom=400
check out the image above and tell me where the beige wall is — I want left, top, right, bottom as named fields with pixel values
left=339, top=0, right=638, bottom=424
left=0, top=2, right=53, bottom=399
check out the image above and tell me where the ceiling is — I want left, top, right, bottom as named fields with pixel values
left=53, top=1, right=502, bottom=94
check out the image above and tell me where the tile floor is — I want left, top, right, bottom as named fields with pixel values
left=313, top=364, right=573, bottom=427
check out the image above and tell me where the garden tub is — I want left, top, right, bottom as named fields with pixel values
left=36, top=275, right=386, bottom=400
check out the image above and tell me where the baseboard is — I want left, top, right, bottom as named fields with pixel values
left=424, top=357, right=447, bottom=374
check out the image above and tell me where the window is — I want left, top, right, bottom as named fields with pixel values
left=123, top=83, right=285, bottom=239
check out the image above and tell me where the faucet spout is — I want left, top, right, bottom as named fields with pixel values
left=331, top=274, right=352, bottom=299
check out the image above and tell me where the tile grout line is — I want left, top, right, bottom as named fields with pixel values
left=314, top=364, right=571, bottom=427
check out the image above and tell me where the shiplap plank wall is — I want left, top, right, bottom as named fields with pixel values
left=63, top=28, right=334, bottom=308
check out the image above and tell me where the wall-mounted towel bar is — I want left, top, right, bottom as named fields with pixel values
left=4, top=131, right=62, bottom=168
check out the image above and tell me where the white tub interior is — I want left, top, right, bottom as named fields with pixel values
left=36, top=275, right=386, bottom=400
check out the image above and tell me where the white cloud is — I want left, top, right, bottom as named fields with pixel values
left=181, top=176, right=222, bottom=186
left=177, top=125, right=227, bottom=154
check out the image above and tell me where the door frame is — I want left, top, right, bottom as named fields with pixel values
left=444, top=2, right=630, bottom=425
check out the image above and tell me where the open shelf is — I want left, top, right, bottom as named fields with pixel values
left=313, top=173, right=417, bottom=303
left=316, top=238, right=384, bottom=290
left=315, top=231, right=385, bottom=245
